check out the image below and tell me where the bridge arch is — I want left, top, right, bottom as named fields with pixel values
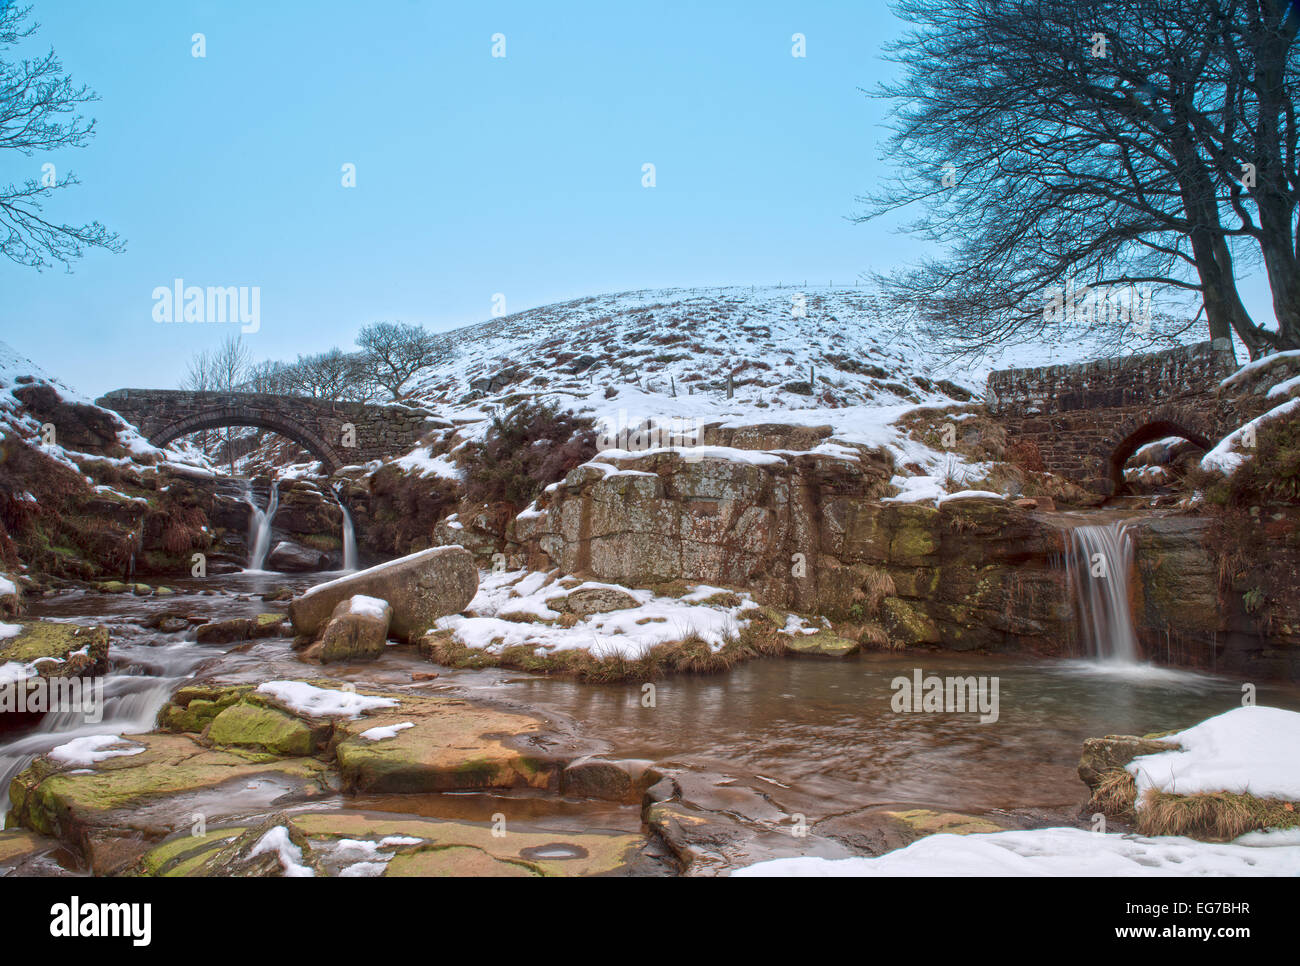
left=148, top=406, right=345, bottom=473
left=1099, top=404, right=1215, bottom=494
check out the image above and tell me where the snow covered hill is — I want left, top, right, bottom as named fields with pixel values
left=403, top=285, right=1184, bottom=481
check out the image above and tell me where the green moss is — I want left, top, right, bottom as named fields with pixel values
left=206, top=702, right=319, bottom=757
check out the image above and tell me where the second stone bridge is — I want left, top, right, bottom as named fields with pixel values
left=96, top=388, right=439, bottom=473
left=985, top=341, right=1262, bottom=494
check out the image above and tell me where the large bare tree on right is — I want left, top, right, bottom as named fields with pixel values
left=861, top=0, right=1300, bottom=359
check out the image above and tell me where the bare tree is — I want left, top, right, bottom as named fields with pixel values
left=859, top=0, right=1300, bottom=359
left=282, top=348, right=374, bottom=402
left=0, top=3, right=123, bottom=269
left=357, top=321, right=445, bottom=399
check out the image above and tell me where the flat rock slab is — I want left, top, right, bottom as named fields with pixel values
left=139, top=809, right=655, bottom=877
left=7, top=732, right=335, bottom=874
left=333, top=694, right=582, bottom=794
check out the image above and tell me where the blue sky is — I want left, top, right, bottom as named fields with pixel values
left=2, top=0, right=921, bottom=395
left=0, top=1, right=1276, bottom=396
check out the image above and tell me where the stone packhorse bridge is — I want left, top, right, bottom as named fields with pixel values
left=986, top=341, right=1262, bottom=494
left=96, top=389, right=438, bottom=473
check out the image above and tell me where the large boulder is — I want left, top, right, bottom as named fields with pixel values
left=289, top=546, right=478, bottom=643
left=308, top=595, right=392, bottom=663
left=268, top=539, right=331, bottom=573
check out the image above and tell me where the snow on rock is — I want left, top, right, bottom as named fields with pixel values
left=1128, top=706, right=1300, bottom=804
left=1219, top=349, right=1300, bottom=389
left=255, top=681, right=399, bottom=719
left=359, top=722, right=415, bottom=742
left=47, top=735, right=146, bottom=768
left=1200, top=398, right=1300, bottom=475
left=438, top=568, right=760, bottom=659
left=938, top=489, right=1005, bottom=503
left=733, top=826, right=1300, bottom=877
left=346, top=595, right=391, bottom=620
left=250, top=826, right=315, bottom=877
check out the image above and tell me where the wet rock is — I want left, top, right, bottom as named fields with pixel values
left=561, top=757, right=658, bottom=803
left=268, top=539, right=330, bottom=573
left=289, top=545, right=478, bottom=643
left=194, top=617, right=254, bottom=644
left=0, top=828, right=62, bottom=875
left=194, top=614, right=285, bottom=644
left=143, top=613, right=190, bottom=634
left=306, top=595, right=392, bottom=664
left=289, top=811, right=650, bottom=877
left=783, top=629, right=858, bottom=657
left=6, top=733, right=335, bottom=874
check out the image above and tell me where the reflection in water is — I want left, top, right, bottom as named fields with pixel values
left=503, top=652, right=1298, bottom=817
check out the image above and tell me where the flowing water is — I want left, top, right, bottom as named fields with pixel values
left=338, top=492, right=358, bottom=572
left=245, top=481, right=279, bottom=572
left=6, top=539, right=1300, bottom=866
left=1064, top=521, right=1140, bottom=662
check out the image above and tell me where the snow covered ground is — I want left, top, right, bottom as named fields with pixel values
left=1129, top=706, right=1300, bottom=804
left=734, top=826, right=1300, bottom=876
left=397, top=286, right=1191, bottom=490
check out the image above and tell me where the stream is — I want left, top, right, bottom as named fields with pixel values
left=6, top=560, right=1300, bottom=873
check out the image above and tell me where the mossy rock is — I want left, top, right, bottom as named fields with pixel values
left=206, top=701, right=325, bottom=757
left=7, top=732, right=333, bottom=874
left=879, top=597, right=941, bottom=646
left=882, top=808, right=1004, bottom=836
left=784, top=629, right=859, bottom=658
left=138, top=827, right=246, bottom=877
left=156, top=684, right=252, bottom=733
left=0, top=620, right=109, bottom=676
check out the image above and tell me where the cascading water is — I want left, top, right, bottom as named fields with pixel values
left=338, top=490, right=358, bottom=571
left=246, top=480, right=279, bottom=571
left=1065, top=521, right=1140, bottom=663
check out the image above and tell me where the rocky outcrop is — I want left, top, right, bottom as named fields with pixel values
left=1130, top=512, right=1300, bottom=679
left=289, top=545, right=478, bottom=642
left=501, top=449, right=1071, bottom=653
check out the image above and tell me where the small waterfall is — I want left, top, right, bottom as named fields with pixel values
left=246, top=480, right=279, bottom=571
left=1065, top=522, right=1140, bottom=663
left=339, top=494, right=358, bottom=571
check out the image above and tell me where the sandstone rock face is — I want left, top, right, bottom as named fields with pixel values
left=310, top=595, right=392, bottom=663
left=1130, top=513, right=1300, bottom=679
left=503, top=450, right=1071, bottom=653
left=289, top=545, right=478, bottom=643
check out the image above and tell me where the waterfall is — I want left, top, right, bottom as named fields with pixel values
left=246, top=480, right=279, bottom=571
left=1065, top=522, right=1140, bottom=663
left=339, top=495, right=358, bottom=571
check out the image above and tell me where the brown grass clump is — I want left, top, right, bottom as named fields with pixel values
left=1136, top=790, right=1300, bottom=841
left=1087, top=768, right=1138, bottom=818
